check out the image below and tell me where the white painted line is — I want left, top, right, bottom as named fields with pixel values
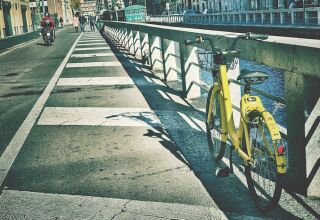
left=37, top=107, right=161, bottom=127
left=80, top=38, right=103, bottom=41
left=0, top=33, right=83, bottom=186
left=77, top=43, right=106, bottom=46
left=57, top=77, right=135, bottom=86
left=74, top=47, right=110, bottom=51
left=78, top=40, right=105, bottom=43
left=0, top=190, right=225, bottom=219
left=66, top=61, right=121, bottom=68
left=71, top=53, right=114, bottom=58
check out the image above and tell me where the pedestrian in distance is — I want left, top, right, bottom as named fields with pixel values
left=73, top=16, right=79, bottom=32
left=59, top=17, right=64, bottom=27
left=79, top=14, right=86, bottom=32
left=89, top=15, right=96, bottom=31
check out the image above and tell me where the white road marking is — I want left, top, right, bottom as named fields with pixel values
left=57, top=77, right=134, bottom=86
left=78, top=40, right=105, bottom=43
left=77, top=43, right=106, bottom=46
left=74, top=47, right=110, bottom=51
left=66, top=61, right=121, bottom=68
left=0, top=33, right=83, bottom=186
left=80, top=38, right=103, bottom=41
left=37, top=107, right=161, bottom=127
left=71, top=53, right=114, bottom=58
left=0, top=190, right=225, bottom=219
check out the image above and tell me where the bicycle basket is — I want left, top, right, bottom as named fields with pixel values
left=196, top=50, right=215, bottom=72
left=196, top=49, right=239, bottom=72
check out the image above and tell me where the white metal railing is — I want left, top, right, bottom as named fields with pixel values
left=149, top=7, right=320, bottom=26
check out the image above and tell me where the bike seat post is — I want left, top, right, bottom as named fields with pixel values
left=244, top=84, right=250, bottom=94
left=229, top=146, right=234, bottom=174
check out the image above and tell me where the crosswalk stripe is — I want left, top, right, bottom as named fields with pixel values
left=37, top=107, right=161, bottom=127
left=74, top=47, right=110, bottom=51
left=78, top=40, right=105, bottom=43
left=71, top=53, right=115, bottom=58
left=65, top=61, right=121, bottom=68
left=77, top=43, right=106, bottom=46
left=57, top=77, right=134, bottom=86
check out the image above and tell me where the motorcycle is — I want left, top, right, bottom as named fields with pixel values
left=42, top=20, right=54, bottom=46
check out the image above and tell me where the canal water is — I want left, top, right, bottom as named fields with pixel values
left=200, top=59, right=287, bottom=128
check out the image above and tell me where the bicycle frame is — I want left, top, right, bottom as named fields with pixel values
left=207, top=63, right=286, bottom=173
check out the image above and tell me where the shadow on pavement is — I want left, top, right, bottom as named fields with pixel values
left=101, top=32, right=303, bottom=219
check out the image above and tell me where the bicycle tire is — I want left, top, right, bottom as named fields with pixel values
left=206, top=86, right=226, bottom=161
left=243, top=118, right=283, bottom=212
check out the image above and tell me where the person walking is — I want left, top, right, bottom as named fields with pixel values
left=89, top=15, right=96, bottom=31
left=73, top=16, right=79, bottom=32
left=59, top=17, right=64, bottom=27
left=79, top=14, right=86, bottom=32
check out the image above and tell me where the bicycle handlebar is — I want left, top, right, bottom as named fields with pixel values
left=185, top=32, right=268, bottom=53
left=185, top=36, right=203, bottom=45
left=242, top=32, right=268, bottom=40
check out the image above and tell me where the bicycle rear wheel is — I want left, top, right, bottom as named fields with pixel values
left=206, top=86, right=226, bottom=161
left=243, top=119, right=283, bottom=212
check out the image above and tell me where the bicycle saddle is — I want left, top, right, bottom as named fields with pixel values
left=237, top=69, right=269, bottom=84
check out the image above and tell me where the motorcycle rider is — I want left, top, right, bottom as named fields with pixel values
left=41, top=12, right=55, bottom=41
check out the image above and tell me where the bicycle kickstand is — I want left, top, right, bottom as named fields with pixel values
left=229, top=146, right=234, bottom=174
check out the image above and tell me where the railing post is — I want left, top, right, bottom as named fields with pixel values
left=140, top=32, right=149, bottom=64
left=179, top=43, right=201, bottom=99
left=128, top=29, right=134, bottom=54
left=253, top=13, right=256, bottom=23
left=318, top=10, right=320, bottom=25
left=133, top=30, right=141, bottom=58
left=285, top=72, right=307, bottom=195
left=149, top=35, right=163, bottom=71
left=291, top=11, right=295, bottom=25
left=261, top=12, right=265, bottom=24
left=280, top=11, right=284, bottom=24
left=304, top=11, right=309, bottom=25
left=162, top=39, right=178, bottom=82
left=270, top=12, right=274, bottom=24
left=179, top=43, right=187, bottom=97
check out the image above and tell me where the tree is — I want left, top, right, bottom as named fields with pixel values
left=70, top=0, right=81, bottom=11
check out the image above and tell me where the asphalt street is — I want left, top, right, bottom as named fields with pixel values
left=0, top=26, right=319, bottom=219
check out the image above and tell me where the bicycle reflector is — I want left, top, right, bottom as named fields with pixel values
left=277, top=144, right=285, bottom=154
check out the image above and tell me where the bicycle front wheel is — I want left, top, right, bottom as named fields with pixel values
left=206, top=86, right=226, bottom=161
left=243, top=119, right=283, bottom=212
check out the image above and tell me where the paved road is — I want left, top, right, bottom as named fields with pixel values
left=0, top=26, right=319, bottom=219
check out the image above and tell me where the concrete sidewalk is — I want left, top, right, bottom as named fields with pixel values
left=0, top=190, right=225, bottom=219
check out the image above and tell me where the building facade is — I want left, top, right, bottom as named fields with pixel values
left=174, top=0, right=316, bottom=14
left=0, top=0, right=33, bottom=38
left=80, top=0, right=96, bottom=16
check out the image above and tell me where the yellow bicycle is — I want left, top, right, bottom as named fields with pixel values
left=185, top=33, right=287, bottom=212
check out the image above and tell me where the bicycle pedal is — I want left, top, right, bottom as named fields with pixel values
left=215, top=166, right=231, bottom=177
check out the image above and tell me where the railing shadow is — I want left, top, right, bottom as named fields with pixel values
left=100, top=31, right=308, bottom=219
